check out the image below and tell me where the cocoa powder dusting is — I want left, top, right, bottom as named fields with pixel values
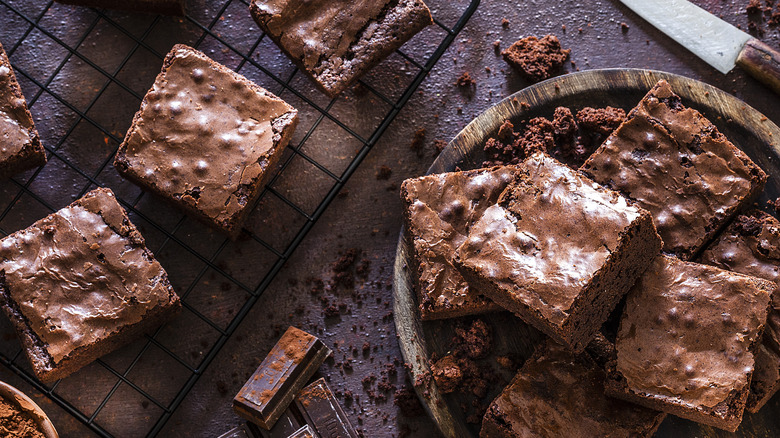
left=0, top=398, right=46, bottom=438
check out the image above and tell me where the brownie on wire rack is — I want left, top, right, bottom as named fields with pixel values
left=249, top=0, right=433, bottom=97
left=114, top=44, right=298, bottom=239
left=0, top=42, right=46, bottom=179
left=0, top=188, right=181, bottom=383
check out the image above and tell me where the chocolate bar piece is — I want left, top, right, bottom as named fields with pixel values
left=255, top=408, right=305, bottom=438
left=288, top=425, right=317, bottom=438
left=218, top=424, right=253, bottom=438
left=295, top=378, right=358, bottom=438
left=234, top=327, right=332, bottom=429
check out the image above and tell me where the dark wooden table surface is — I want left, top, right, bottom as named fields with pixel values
left=2, top=0, right=779, bottom=437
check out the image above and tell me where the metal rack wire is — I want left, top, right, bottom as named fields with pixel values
left=0, top=0, right=479, bottom=436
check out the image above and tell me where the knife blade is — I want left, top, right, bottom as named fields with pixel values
left=621, top=0, right=780, bottom=94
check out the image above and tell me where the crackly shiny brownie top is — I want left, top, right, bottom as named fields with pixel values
left=0, top=188, right=175, bottom=365
left=581, top=80, right=766, bottom=260
left=402, top=166, right=515, bottom=317
left=0, top=43, right=36, bottom=161
left=456, top=152, right=642, bottom=327
left=616, top=255, right=771, bottom=410
left=483, top=341, right=664, bottom=438
left=119, top=45, right=295, bottom=227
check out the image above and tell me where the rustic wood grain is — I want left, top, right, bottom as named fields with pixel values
left=393, top=69, right=780, bottom=438
left=737, top=39, right=780, bottom=96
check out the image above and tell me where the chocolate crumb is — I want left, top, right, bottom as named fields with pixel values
left=456, top=71, right=476, bottom=87
left=431, top=355, right=462, bottom=393
left=768, top=197, right=780, bottom=215
left=748, top=0, right=763, bottom=14
left=376, top=165, right=392, bottom=180
left=501, top=18, right=509, bottom=28
left=501, top=35, right=570, bottom=82
left=410, top=128, right=426, bottom=157
left=576, top=106, right=626, bottom=135
left=620, top=22, right=630, bottom=32
left=433, top=139, right=448, bottom=154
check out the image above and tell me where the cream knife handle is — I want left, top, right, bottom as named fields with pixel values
left=736, top=39, right=780, bottom=95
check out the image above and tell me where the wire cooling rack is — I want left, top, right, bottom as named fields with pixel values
left=0, top=0, right=479, bottom=436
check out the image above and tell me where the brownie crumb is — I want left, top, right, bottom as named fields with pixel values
left=768, top=197, right=780, bottom=215
left=620, top=22, right=630, bottom=32
left=501, top=35, right=570, bottom=82
left=552, top=106, right=577, bottom=144
left=454, top=319, right=492, bottom=359
left=748, top=0, right=763, bottom=14
left=576, top=106, right=626, bottom=135
left=456, top=72, right=476, bottom=88
left=433, top=139, right=448, bottom=154
left=394, top=386, right=425, bottom=417
left=376, top=165, right=392, bottom=180
left=410, top=128, right=426, bottom=157
left=493, top=40, right=501, bottom=54
left=483, top=117, right=553, bottom=167
left=496, top=119, right=516, bottom=142
left=771, top=10, right=780, bottom=25
left=431, top=355, right=463, bottom=393
left=734, top=214, right=763, bottom=237
left=501, top=18, right=510, bottom=28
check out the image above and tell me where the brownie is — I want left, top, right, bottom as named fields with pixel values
left=605, top=255, right=773, bottom=431
left=54, top=0, right=185, bottom=15
left=114, top=45, right=298, bottom=239
left=699, top=210, right=780, bottom=412
left=480, top=340, right=665, bottom=438
left=0, top=188, right=181, bottom=382
left=0, top=42, right=46, bottom=179
left=581, top=80, right=767, bottom=260
left=400, top=166, right=515, bottom=320
left=500, top=35, right=570, bottom=82
left=249, top=0, right=433, bottom=97
left=454, top=152, right=662, bottom=352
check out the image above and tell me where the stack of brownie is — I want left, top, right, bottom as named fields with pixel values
left=401, top=79, right=778, bottom=436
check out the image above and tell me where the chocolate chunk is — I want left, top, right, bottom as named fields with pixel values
left=217, top=424, right=254, bottom=438
left=233, top=327, right=332, bottom=429
left=294, top=378, right=358, bottom=438
left=501, top=35, right=570, bottom=82
left=288, top=425, right=316, bottom=438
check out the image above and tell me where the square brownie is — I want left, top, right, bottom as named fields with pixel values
left=454, top=152, right=662, bottom=352
left=0, top=42, right=46, bottom=179
left=481, top=339, right=665, bottom=438
left=699, top=210, right=780, bottom=412
left=580, top=80, right=767, bottom=260
left=400, top=166, right=516, bottom=320
left=0, top=188, right=180, bottom=383
left=54, top=0, right=185, bottom=15
left=114, top=44, right=298, bottom=239
left=249, top=0, right=433, bottom=97
left=605, top=255, right=773, bottom=431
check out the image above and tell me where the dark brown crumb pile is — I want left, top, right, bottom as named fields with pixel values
left=483, top=118, right=553, bottom=166
left=376, top=165, right=392, bottom=180
left=433, top=139, right=448, bottom=154
left=768, top=197, right=780, bottom=215
left=456, top=72, right=476, bottom=88
left=482, top=106, right=626, bottom=168
left=501, top=35, right=570, bottom=82
left=0, top=398, right=46, bottom=438
left=410, top=128, right=426, bottom=157
left=420, top=318, right=508, bottom=424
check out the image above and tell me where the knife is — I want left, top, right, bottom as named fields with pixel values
left=621, top=0, right=780, bottom=95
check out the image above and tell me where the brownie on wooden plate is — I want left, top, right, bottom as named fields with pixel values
left=605, top=255, right=773, bottom=431
left=481, top=339, right=665, bottom=438
left=55, top=0, right=185, bottom=15
left=400, top=166, right=516, bottom=320
left=581, top=80, right=767, bottom=260
left=249, top=0, right=433, bottom=97
left=0, top=42, right=46, bottom=179
left=114, top=44, right=298, bottom=239
left=699, top=210, right=780, bottom=412
left=0, top=188, right=180, bottom=383
left=454, top=152, right=662, bottom=352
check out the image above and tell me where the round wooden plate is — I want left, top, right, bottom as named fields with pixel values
left=393, top=69, right=780, bottom=438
